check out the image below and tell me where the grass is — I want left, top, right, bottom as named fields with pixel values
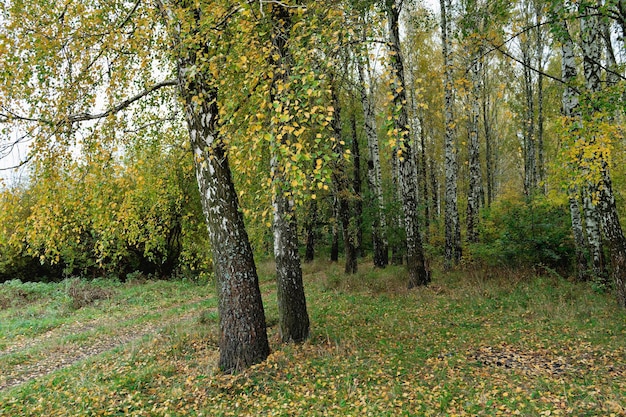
left=1, top=260, right=625, bottom=416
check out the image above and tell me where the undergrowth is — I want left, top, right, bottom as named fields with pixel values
left=1, top=260, right=625, bottom=416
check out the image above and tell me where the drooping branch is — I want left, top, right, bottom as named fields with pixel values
left=1, top=80, right=177, bottom=126
left=66, top=80, right=178, bottom=123
left=476, top=11, right=626, bottom=84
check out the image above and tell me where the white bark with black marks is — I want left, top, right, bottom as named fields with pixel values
left=269, top=3, right=309, bottom=343
left=441, top=0, right=461, bottom=267
left=386, top=0, right=429, bottom=287
left=156, top=0, right=270, bottom=372
left=357, top=58, right=388, bottom=268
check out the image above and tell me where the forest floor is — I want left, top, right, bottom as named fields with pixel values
left=1, top=260, right=625, bottom=416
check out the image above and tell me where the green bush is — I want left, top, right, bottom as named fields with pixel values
left=470, top=195, right=575, bottom=272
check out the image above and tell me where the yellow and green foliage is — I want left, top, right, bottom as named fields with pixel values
left=0, top=136, right=210, bottom=281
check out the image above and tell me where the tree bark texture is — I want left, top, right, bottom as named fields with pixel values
left=351, top=110, right=364, bottom=258
left=419, top=111, right=430, bottom=240
left=535, top=2, right=546, bottom=194
left=521, top=37, right=536, bottom=196
left=441, top=0, right=461, bottom=267
left=598, top=164, right=626, bottom=307
left=467, top=54, right=483, bottom=244
left=569, top=189, right=589, bottom=281
left=581, top=5, right=626, bottom=306
left=557, top=12, right=592, bottom=282
left=387, top=0, right=429, bottom=287
left=357, top=59, right=389, bottom=267
left=330, top=195, right=339, bottom=262
left=580, top=6, right=608, bottom=282
left=183, top=86, right=270, bottom=372
left=158, top=0, right=270, bottom=373
left=269, top=4, right=310, bottom=343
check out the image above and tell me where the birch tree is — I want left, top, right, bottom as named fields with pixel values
left=554, top=8, right=589, bottom=281
left=268, top=2, right=310, bottom=343
left=357, top=54, right=389, bottom=267
left=579, top=1, right=626, bottom=306
left=0, top=0, right=271, bottom=372
left=385, top=0, right=430, bottom=287
left=441, top=0, right=462, bottom=266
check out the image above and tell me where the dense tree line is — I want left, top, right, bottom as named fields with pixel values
left=1, top=0, right=625, bottom=371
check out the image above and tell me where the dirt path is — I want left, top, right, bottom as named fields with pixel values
left=0, top=299, right=215, bottom=392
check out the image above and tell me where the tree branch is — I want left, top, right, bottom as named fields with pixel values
left=487, top=41, right=571, bottom=86
left=259, top=0, right=306, bottom=17
left=67, top=79, right=177, bottom=123
left=2, top=80, right=177, bottom=126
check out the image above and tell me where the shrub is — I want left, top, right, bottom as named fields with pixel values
left=470, top=194, right=575, bottom=272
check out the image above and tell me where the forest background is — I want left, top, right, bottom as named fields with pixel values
left=1, top=0, right=625, bottom=373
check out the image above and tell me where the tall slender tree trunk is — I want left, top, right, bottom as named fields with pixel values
left=386, top=0, right=430, bottom=287
left=580, top=4, right=626, bottom=306
left=390, top=151, right=405, bottom=266
left=467, top=53, right=483, bottom=244
left=483, top=85, right=494, bottom=208
left=580, top=5, right=607, bottom=283
left=186, top=92, right=270, bottom=372
left=430, top=156, right=440, bottom=218
left=330, top=195, right=339, bottom=262
left=598, top=164, right=626, bottom=307
left=304, top=198, right=317, bottom=263
left=269, top=4, right=309, bottom=343
left=569, top=188, right=588, bottom=281
left=357, top=58, right=388, bottom=267
left=330, top=83, right=357, bottom=274
left=583, top=189, right=606, bottom=280
left=554, top=9, right=592, bottom=282
left=351, top=110, right=363, bottom=258
left=419, top=111, right=430, bottom=241
left=535, top=4, right=546, bottom=194
left=521, top=38, right=536, bottom=196
left=157, top=0, right=269, bottom=373
left=441, top=0, right=461, bottom=267
left=556, top=13, right=589, bottom=281
left=407, top=64, right=430, bottom=241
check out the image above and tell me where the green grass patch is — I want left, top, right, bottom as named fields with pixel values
left=1, top=261, right=625, bottom=416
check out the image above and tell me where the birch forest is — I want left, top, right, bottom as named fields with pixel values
left=1, top=0, right=625, bottom=373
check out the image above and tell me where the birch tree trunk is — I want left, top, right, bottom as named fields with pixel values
left=304, top=198, right=317, bottom=263
left=419, top=111, right=430, bottom=241
left=556, top=8, right=591, bottom=282
left=482, top=77, right=494, bottom=208
left=330, top=195, right=339, bottom=262
left=580, top=4, right=626, bottom=306
left=157, top=0, right=270, bottom=373
left=351, top=110, right=364, bottom=258
left=386, top=0, right=430, bottom=287
left=535, top=2, right=546, bottom=194
left=441, top=0, right=462, bottom=267
left=598, top=165, right=626, bottom=307
left=330, top=83, right=358, bottom=274
left=185, top=90, right=270, bottom=372
left=357, top=58, right=389, bottom=268
left=269, top=4, right=309, bottom=343
left=569, top=189, right=588, bottom=281
left=521, top=37, right=536, bottom=196
left=467, top=54, right=483, bottom=244
left=580, top=5, right=607, bottom=282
